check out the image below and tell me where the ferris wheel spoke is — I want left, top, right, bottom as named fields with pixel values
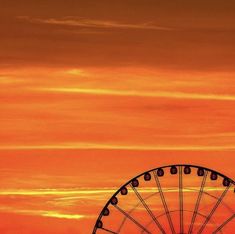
left=188, top=170, right=208, bottom=234
left=100, top=227, right=118, bottom=234
left=153, top=171, right=176, bottom=234
left=114, top=205, right=152, bottom=234
left=131, top=185, right=166, bottom=234
left=212, top=214, right=235, bottom=234
left=197, top=184, right=231, bottom=234
left=93, top=165, right=235, bottom=234
left=179, top=166, right=184, bottom=234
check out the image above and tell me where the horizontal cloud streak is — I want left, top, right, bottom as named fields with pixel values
left=18, top=16, right=171, bottom=31
left=41, top=211, right=85, bottom=219
left=0, top=187, right=227, bottom=196
left=0, top=143, right=235, bottom=151
left=40, top=87, right=235, bottom=101
left=0, top=207, right=86, bottom=220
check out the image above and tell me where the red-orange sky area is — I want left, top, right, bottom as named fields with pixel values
left=0, top=0, right=235, bottom=233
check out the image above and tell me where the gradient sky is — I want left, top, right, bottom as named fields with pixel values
left=0, top=0, right=235, bottom=233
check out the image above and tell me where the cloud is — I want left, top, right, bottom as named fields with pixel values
left=40, top=211, right=86, bottom=219
left=0, top=206, right=86, bottom=220
left=18, top=16, right=172, bottom=31
left=0, top=142, right=235, bottom=151
left=40, top=87, right=235, bottom=101
left=0, top=188, right=117, bottom=196
left=0, top=186, right=227, bottom=220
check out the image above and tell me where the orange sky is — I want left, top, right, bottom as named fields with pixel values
left=0, top=0, right=235, bottom=233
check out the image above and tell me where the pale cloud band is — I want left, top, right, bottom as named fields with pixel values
left=17, top=16, right=172, bottom=31
left=0, top=207, right=86, bottom=220
left=0, top=142, right=235, bottom=151
left=0, top=187, right=227, bottom=196
left=41, top=87, right=235, bottom=101
left=0, top=186, right=227, bottom=220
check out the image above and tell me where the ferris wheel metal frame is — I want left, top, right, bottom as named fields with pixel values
left=93, top=164, right=235, bottom=234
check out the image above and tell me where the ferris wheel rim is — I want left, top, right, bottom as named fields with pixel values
left=93, top=164, right=235, bottom=233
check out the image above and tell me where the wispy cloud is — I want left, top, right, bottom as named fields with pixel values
left=0, top=187, right=227, bottom=196
left=0, top=186, right=228, bottom=220
left=18, top=16, right=171, bottom=31
left=0, top=207, right=86, bottom=220
left=39, top=211, right=86, bottom=219
left=40, top=87, right=235, bottom=101
left=0, top=188, right=117, bottom=196
left=0, top=75, right=23, bottom=84
left=0, top=142, right=235, bottom=151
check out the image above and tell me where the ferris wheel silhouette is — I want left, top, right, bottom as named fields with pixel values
left=93, top=164, right=235, bottom=234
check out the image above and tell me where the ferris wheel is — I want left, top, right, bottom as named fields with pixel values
left=93, top=164, right=235, bottom=234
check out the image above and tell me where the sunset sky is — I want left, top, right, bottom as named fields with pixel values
left=0, top=0, right=235, bottom=233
